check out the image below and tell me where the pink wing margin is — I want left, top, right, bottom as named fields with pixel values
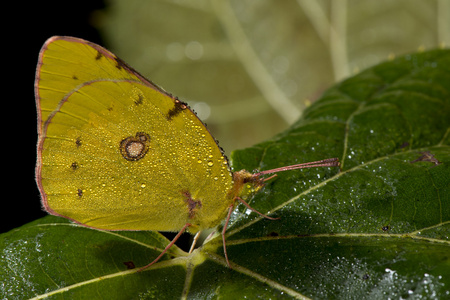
left=34, top=36, right=174, bottom=221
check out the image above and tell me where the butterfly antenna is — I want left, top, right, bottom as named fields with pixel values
left=221, top=158, right=340, bottom=268
left=252, top=158, right=340, bottom=178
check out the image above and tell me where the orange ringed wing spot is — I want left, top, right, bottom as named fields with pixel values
left=120, top=132, right=151, bottom=161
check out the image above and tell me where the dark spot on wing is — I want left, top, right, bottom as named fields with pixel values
left=183, top=191, right=202, bottom=219
left=75, top=137, right=82, bottom=147
left=114, top=56, right=126, bottom=70
left=134, top=94, right=144, bottom=105
left=167, top=99, right=187, bottom=120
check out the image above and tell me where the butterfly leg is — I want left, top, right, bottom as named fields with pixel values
left=189, top=231, right=201, bottom=253
left=222, top=204, right=234, bottom=268
left=236, top=197, right=279, bottom=220
left=138, top=222, right=191, bottom=272
left=221, top=199, right=279, bottom=268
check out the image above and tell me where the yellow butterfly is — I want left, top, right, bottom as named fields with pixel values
left=35, top=36, right=339, bottom=270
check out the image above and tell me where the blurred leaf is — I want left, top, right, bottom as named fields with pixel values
left=96, top=0, right=449, bottom=152
left=2, top=49, right=449, bottom=299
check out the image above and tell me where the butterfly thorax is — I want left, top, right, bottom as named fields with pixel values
left=230, top=170, right=266, bottom=202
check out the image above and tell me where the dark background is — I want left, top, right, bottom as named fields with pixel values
left=6, top=1, right=192, bottom=248
left=4, top=1, right=106, bottom=233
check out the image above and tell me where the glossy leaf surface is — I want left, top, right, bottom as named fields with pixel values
left=2, top=49, right=449, bottom=299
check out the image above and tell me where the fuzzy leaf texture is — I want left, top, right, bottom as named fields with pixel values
left=1, top=49, right=449, bottom=299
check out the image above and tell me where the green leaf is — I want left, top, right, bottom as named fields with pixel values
left=3, top=49, right=449, bottom=299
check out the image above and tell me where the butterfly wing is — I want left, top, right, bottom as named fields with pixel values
left=35, top=36, right=234, bottom=232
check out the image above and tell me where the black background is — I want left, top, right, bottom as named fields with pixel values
left=5, top=1, right=191, bottom=249
left=3, top=1, right=106, bottom=233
